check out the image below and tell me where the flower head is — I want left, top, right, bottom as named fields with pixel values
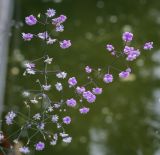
left=19, top=146, right=30, bottom=154
left=60, top=40, right=71, bottom=49
left=119, top=68, right=131, bottom=78
left=122, top=32, right=133, bottom=42
left=79, top=107, right=90, bottom=114
left=66, top=98, right=77, bottom=107
left=83, top=91, right=96, bottom=103
left=55, top=82, right=63, bottom=91
left=5, top=111, right=16, bottom=125
left=106, top=44, right=114, bottom=51
left=46, top=8, right=56, bottom=17
left=22, top=33, right=33, bottom=41
left=143, top=42, right=153, bottom=50
left=52, top=15, right=67, bottom=25
left=85, top=66, right=92, bottom=73
left=92, top=87, right=102, bottom=95
left=35, top=141, right=45, bottom=151
left=76, top=86, right=85, bottom=94
left=68, top=77, right=77, bottom=87
left=63, top=116, right=71, bottom=124
left=103, top=74, right=113, bottom=83
left=25, top=15, right=37, bottom=26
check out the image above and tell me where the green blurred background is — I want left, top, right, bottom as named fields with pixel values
left=4, top=0, right=160, bottom=154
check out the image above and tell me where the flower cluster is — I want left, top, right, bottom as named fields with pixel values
left=0, top=9, right=154, bottom=155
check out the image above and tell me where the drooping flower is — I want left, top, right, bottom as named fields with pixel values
left=56, top=25, right=64, bottom=32
left=76, top=86, right=85, bottom=94
left=62, top=137, right=72, bottom=143
left=52, top=15, right=67, bottom=25
left=35, top=141, right=45, bottom=151
left=56, top=72, right=67, bottom=79
left=60, top=40, right=71, bottom=49
left=5, top=111, right=16, bottom=125
left=46, top=8, right=56, bottom=17
left=85, top=66, right=92, bottom=73
left=47, top=38, right=57, bottom=44
left=22, top=33, right=33, bottom=41
left=143, top=42, right=153, bottom=50
left=79, top=107, right=90, bottom=114
left=55, top=82, right=63, bottom=91
left=52, top=115, right=59, bottom=123
left=83, top=91, right=96, bottom=103
left=122, top=32, right=133, bottom=42
left=66, top=98, right=77, bottom=107
left=119, top=68, right=131, bottom=78
left=19, top=146, right=30, bottom=154
left=68, top=77, right=77, bottom=87
left=92, top=87, right=102, bottom=95
left=25, top=15, right=37, bottom=26
left=37, top=32, right=48, bottom=40
left=63, top=116, right=71, bottom=124
left=106, top=44, right=114, bottom=51
left=42, top=84, right=51, bottom=91
left=33, top=113, right=41, bottom=120
left=103, top=74, right=113, bottom=83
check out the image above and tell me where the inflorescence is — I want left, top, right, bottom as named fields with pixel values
left=0, top=8, right=153, bottom=154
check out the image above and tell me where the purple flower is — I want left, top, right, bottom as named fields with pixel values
left=22, top=33, right=33, bottom=41
left=56, top=25, right=64, bottom=32
left=19, top=146, right=30, bottom=154
left=60, top=40, right=71, bottom=49
left=143, top=42, right=153, bottom=50
left=76, top=86, right=85, bottom=94
left=85, top=66, right=92, bottom=73
left=106, top=44, right=114, bottom=51
left=79, top=107, right=90, bottom=114
left=25, top=15, right=37, bottom=26
left=66, top=98, right=77, bottom=107
left=52, top=115, right=59, bottom=123
left=38, top=32, right=48, bottom=40
left=92, top=87, right=102, bottom=95
left=52, top=15, right=67, bottom=25
left=46, top=8, right=56, bottom=17
left=35, top=141, right=45, bottom=151
left=103, top=74, right=113, bottom=83
left=126, top=49, right=140, bottom=61
left=119, top=68, right=131, bottom=78
left=5, top=111, right=16, bottom=125
left=122, top=32, right=133, bottom=42
left=25, top=63, right=35, bottom=69
left=83, top=91, right=96, bottom=103
left=42, top=84, right=51, bottom=91
left=63, top=116, right=71, bottom=124
left=123, top=46, right=134, bottom=55
left=68, top=77, right=77, bottom=87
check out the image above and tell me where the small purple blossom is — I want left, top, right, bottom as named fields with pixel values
left=79, top=107, right=90, bottom=114
left=56, top=25, right=64, bottom=32
left=83, top=91, right=96, bottom=103
left=126, top=49, right=140, bottom=61
left=143, top=42, right=153, bottom=50
left=122, top=32, right=133, bottom=42
left=60, top=40, right=71, bottom=49
left=46, top=8, right=56, bottom=17
left=42, top=84, right=51, bottom=91
left=63, top=116, right=71, bottom=124
left=76, top=86, right=86, bottom=94
left=92, top=87, right=102, bottom=95
left=106, top=44, right=114, bottom=51
left=35, top=141, right=45, bottom=151
left=68, top=77, right=77, bottom=87
left=25, top=63, right=35, bottom=69
left=38, top=32, right=49, bottom=40
left=85, top=66, right=92, bottom=73
left=119, top=68, right=131, bottom=78
left=103, top=74, right=113, bottom=83
left=25, top=15, right=37, bottom=26
left=66, top=98, right=77, bottom=107
left=19, top=146, right=30, bottom=154
left=52, top=115, right=59, bottom=123
left=52, top=15, right=67, bottom=25
left=5, top=111, right=16, bottom=125
left=22, top=33, right=33, bottom=41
